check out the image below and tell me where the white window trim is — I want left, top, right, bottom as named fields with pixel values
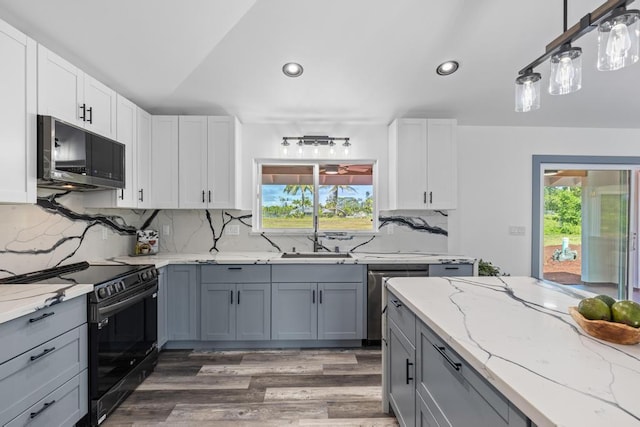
left=252, top=158, right=379, bottom=234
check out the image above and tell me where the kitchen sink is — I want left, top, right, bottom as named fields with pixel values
left=281, top=252, right=352, bottom=259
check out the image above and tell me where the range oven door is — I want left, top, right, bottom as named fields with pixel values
left=89, top=282, right=158, bottom=425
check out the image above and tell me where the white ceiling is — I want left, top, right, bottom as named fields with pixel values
left=0, top=0, right=638, bottom=127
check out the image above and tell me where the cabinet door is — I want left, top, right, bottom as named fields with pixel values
left=416, top=392, right=447, bottom=427
left=388, top=118, right=428, bottom=210
left=178, top=116, right=209, bottom=209
left=157, top=267, right=168, bottom=348
left=150, top=116, right=179, bottom=208
left=83, top=73, right=116, bottom=139
left=271, top=283, right=317, bottom=340
left=167, top=265, right=198, bottom=340
left=318, top=282, right=363, bottom=340
left=207, top=116, right=237, bottom=208
left=115, top=94, right=137, bottom=207
left=389, top=320, right=415, bottom=427
left=0, top=20, right=36, bottom=204
left=37, top=44, right=84, bottom=127
left=136, top=108, right=152, bottom=208
left=236, top=283, right=271, bottom=341
left=200, top=283, right=236, bottom=341
left=426, top=119, right=457, bottom=210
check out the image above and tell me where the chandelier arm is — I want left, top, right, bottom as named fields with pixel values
left=517, top=0, right=634, bottom=75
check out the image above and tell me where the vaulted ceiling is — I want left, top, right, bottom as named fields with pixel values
left=0, top=0, right=638, bottom=127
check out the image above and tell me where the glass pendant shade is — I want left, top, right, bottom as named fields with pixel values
left=597, top=10, right=640, bottom=71
left=515, top=72, right=541, bottom=112
left=549, top=46, right=582, bottom=95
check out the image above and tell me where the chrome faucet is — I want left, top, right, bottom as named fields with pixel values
left=312, top=216, right=323, bottom=252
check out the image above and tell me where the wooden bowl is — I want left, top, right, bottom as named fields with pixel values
left=569, top=306, right=640, bottom=345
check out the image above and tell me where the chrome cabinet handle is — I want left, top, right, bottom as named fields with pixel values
left=433, top=344, right=462, bottom=371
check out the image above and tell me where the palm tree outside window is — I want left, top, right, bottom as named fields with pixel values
left=257, top=162, right=375, bottom=232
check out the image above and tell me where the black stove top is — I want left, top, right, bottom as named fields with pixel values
left=0, top=262, right=158, bottom=303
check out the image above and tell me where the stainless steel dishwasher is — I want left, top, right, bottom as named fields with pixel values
left=366, top=264, right=429, bottom=343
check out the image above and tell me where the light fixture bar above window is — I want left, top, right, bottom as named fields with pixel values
left=282, top=135, right=350, bottom=146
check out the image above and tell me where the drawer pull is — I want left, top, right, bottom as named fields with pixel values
left=444, top=267, right=459, bottom=270
left=390, top=299, right=402, bottom=308
left=433, top=344, right=462, bottom=371
left=237, top=290, right=240, bottom=305
left=228, top=267, right=242, bottom=270
left=319, top=290, right=323, bottom=304
left=406, top=358, right=414, bottom=384
left=30, top=347, right=55, bottom=361
left=230, top=290, right=234, bottom=304
left=30, top=400, right=55, bottom=419
left=312, top=289, right=316, bottom=304
left=29, top=311, right=55, bottom=323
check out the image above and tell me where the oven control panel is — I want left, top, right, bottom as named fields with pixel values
left=93, top=267, right=157, bottom=303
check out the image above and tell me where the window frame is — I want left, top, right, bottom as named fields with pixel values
left=253, top=159, right=378, bottom=234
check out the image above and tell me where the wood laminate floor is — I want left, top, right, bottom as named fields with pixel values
left=103, top=347, right=398, bottom=427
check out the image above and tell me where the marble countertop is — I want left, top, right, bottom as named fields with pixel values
left=110, top=251, right=476, bottom=268
left=0, top=284, right=93, bottom=324
left=386, top=276, right=640, bottom=427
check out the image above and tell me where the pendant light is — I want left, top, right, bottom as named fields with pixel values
left=597, top=8, right=640, bottom=71
left=549, top=45, right=582, bottom=95
left=515, top=71, right=541, bottom=112
left=515, top=0, right=640, bottom=112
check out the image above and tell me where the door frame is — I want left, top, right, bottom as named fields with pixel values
left=532, top=155, right=640, bottom=297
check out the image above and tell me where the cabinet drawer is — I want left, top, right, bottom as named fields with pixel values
left=201, top=265, right=270, bottom=283
left=6, top=369, right=88, bottom=427
left=417, top=321, right=509, bottom=426
left=272, top=265, right=363, bottom=282
left=387, top=290, right=415, bottom=346
left=0, top=295, right=86, bottom=365
left=429, top=263, right=473, bottom=277
left=0, top=324, right=87, bottom=425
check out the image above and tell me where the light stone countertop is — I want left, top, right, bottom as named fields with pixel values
left=0, top=284, right=93, bottom=324
left=109, top=251, right=476, bottom=268
left=386, top=276, right=640, bottom=427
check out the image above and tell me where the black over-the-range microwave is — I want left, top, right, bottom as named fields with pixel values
left=37, top=115, right=125, bottom=190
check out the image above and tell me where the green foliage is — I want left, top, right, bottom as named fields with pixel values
left=478, top=259, right=509, bottom=276
left=544, top=186, right=582, bottom=234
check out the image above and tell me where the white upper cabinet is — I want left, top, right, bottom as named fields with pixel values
left=388, top=118, right=457, bottom=210
left=0, top=19, right=36, bottom=204
left=178, top=116, right=209, bottom=209
left=37, top=45, right=116, bottom=139
left=115, top=94, right=138, bottom=207
left=178, top=115, right=240, bottom=209
left=136, top=107, right=152, bottom=209
left=150, top=116, right=179, bottom=209
left=208, top=116, right=239, bottom=209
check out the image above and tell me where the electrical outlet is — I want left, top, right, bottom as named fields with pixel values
left=163, top=225, right=171, bottom=236
left=102, top=228, right=108, bottom=240
left=508, top=225, right=526, bottom=236
left=226, top=225, right=240, bottom=235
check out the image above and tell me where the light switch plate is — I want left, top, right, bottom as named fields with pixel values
left=508, top=225, right=526, bottom=236
left=163, top=225, right=171, bottom=236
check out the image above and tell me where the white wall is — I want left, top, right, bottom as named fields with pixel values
left=450, top=125, right=640, bottom=276
left=239, top=122, right=390, bottom=209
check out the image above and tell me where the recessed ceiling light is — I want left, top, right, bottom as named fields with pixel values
left=282, top=62, right=304, bottom=77
left=436, top=60, right=459, bottom=76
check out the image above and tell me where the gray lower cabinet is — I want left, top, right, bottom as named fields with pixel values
left=428, top=263, right=473, bottom=277
left=0, top=296, right=88, bottom=426
left=157, top=266, right=168, bottom=348
left=389, top=318, right=415, bottom=427
left=200, top=265, right=271, bottom=341
left=201, top=282, right=271, bottom=341
left=271, top=265, right=365, bottom=341
left=386, top=288, right=530, bottom=427
left=167, top=265, right=199, bottom=340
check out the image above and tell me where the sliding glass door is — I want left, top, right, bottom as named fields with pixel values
left=533, top=156, right=640, bottom=301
